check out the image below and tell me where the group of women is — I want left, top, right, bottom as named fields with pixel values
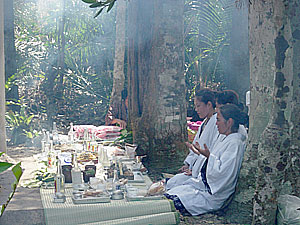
left=164, top=89, right=249, bottom=216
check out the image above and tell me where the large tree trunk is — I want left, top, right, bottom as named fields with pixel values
left=225, top=1, right=300, bottom=224
left=0, top=1, right=7, bottom=153
left=109, top=0, right=126, bottom=112
left=251, top=0, right=300, bottom=224
left=224, top=0, right=275, bottom=223
left=127, top=0, right=186, bottom=173
left=4, top=0, right=18, bottom=106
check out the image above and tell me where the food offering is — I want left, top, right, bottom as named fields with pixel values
left=125, top=184, right=164, bottom=201
left=147, top=180, right=166, bottom=196
left=77, top=152, right=98, bottom=164
left=72, top=189, right=111, bottom=204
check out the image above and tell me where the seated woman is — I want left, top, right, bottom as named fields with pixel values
left=216, top=89, right=248, bottom=137
left=105, top=89, right=128, bottom=129
left=165, top=104, right=248, bottom=216
left=166, top=89, right=219, bottom=190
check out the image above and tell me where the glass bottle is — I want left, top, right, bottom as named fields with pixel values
left=52, top=122, right=59, bottom=145
left=47, top=150, right=52, bottom=168
left=41, top=129, right=46, bottom=153
left=68, top=123, right=74, bottom=144
left=97, top=144, right=103, bottom=165
left=83, top=128, right=89, bottom=141
left=102, top=149, right=110, bottom=167
left=113, top=169, right=118, bottom=183
left=112, top=169, right=119, bottom=190
left=54, top=157, right=65, bottom=195
left=118, top=161, right=123, bottom=176
left=46, top=131, right=51, bottom=144
left=72, top=153, right=82, bottom=187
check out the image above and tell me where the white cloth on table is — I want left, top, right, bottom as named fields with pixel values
left=167, top=132, right=246, bottom=216
left=166, top=114, right=219, bottom=190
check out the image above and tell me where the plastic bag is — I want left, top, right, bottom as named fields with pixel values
left=277, top=194, right=300, bottom=225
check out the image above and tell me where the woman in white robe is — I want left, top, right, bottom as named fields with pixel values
left=166, top=89, right=219, bottom=190
left=167, top=89, right=249, bottom=190
left=166, top=104, right=248, bottom=216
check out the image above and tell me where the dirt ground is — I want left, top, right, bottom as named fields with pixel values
left=0, top=146, right=237, bottom=225
left=0, top=146, right=41, bottom=205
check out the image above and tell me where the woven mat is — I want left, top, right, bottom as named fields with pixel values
left=40, top=188, right=178, bottom=225
left=80, top=212, right=179, bottom=225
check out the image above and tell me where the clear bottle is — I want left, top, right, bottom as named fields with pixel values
left=41, top=130, right=46, bottom=153
left=118, top=161, right=123, bottom=176
left=72, top=153, right=82, bottom=187
left=55, top=157, right=65, bottom=195
left=83, top=128, right=89, bottom=141
left=52, top=122, right=59, bottom=145
left=102, top=149, right=110, bottom=167
left=97, top=144, right=103, bottom=164
left=68, top=123, right=74, bottom=144
left=113, top=169, right=118, bottom=183
left=46, top=140, right=54, bottom=168
left=112, top=169, right=119, bottom=190
left=47, top=150, right=52, bottom=168
left=46, top=131, right=51, bottom=144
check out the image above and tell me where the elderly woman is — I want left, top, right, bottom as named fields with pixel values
left=165, top=104, right=248, bottom=216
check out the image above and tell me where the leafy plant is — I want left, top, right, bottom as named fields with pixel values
left=5, top=103, right=37, bottom=145
left=114, top=129, right=133, bottom=145
left=22, top=161, right=55, bottom=188
left=184, top=0, right=232, bottom=92
left=184, top=0, right=233, bottom=111
left=13, top=0, right=116, bottom=130
left=0, top=152, right=23, bottom=217
left=81, top=0, right=117, bottom=17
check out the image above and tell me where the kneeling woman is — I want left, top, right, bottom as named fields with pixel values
left=165, top=104, right=248, bottom=216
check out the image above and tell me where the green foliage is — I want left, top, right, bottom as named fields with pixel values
left=13, top=0, right=116, bottom=132
left=184, top=0, right=233, bottom=102
left=5, top=102, right=37, bottom=145
left=11, top=0, right=235, bottom=139
left=114, top=129, right=133, bottom=145
left=0, top=162, right=14, bottom=173
left=0, top=156, right=23, bottom=217
left=81, top=0, right=117, bottom=17
left=22, top=161, right=55, bottom=188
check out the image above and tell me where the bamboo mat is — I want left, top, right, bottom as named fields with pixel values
left=79, top=212, right=179, bottom=225
left=40, top=187, right=178, bottom=225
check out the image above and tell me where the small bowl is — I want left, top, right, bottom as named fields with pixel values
left=111, top=190, right=124, bottom=200
left=73, top=193, right=82, bottom=199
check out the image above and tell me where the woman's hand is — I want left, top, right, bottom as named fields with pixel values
left=185, top=141, right=200, bottom=155
left=178, top=164, right=189, bottom=173
left=193, top=143, right=210, bottom=158
left=184, top=169, right=192, bottom=176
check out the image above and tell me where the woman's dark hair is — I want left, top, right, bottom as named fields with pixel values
left=216, top=90, right=245, bottom=111
left=219, top=104, right=249, bottom=132
left=216, top=90, right=239, bottom=105
left=195, top=89, right=216, bottom=108
left=121, top=89, right=128, bottom=100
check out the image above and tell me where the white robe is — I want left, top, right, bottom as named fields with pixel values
left=196, top=124, right=247, bottom=174
left=167, top=133, right=246, bottom=216
left=166, top=114, right=219, bottom=190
